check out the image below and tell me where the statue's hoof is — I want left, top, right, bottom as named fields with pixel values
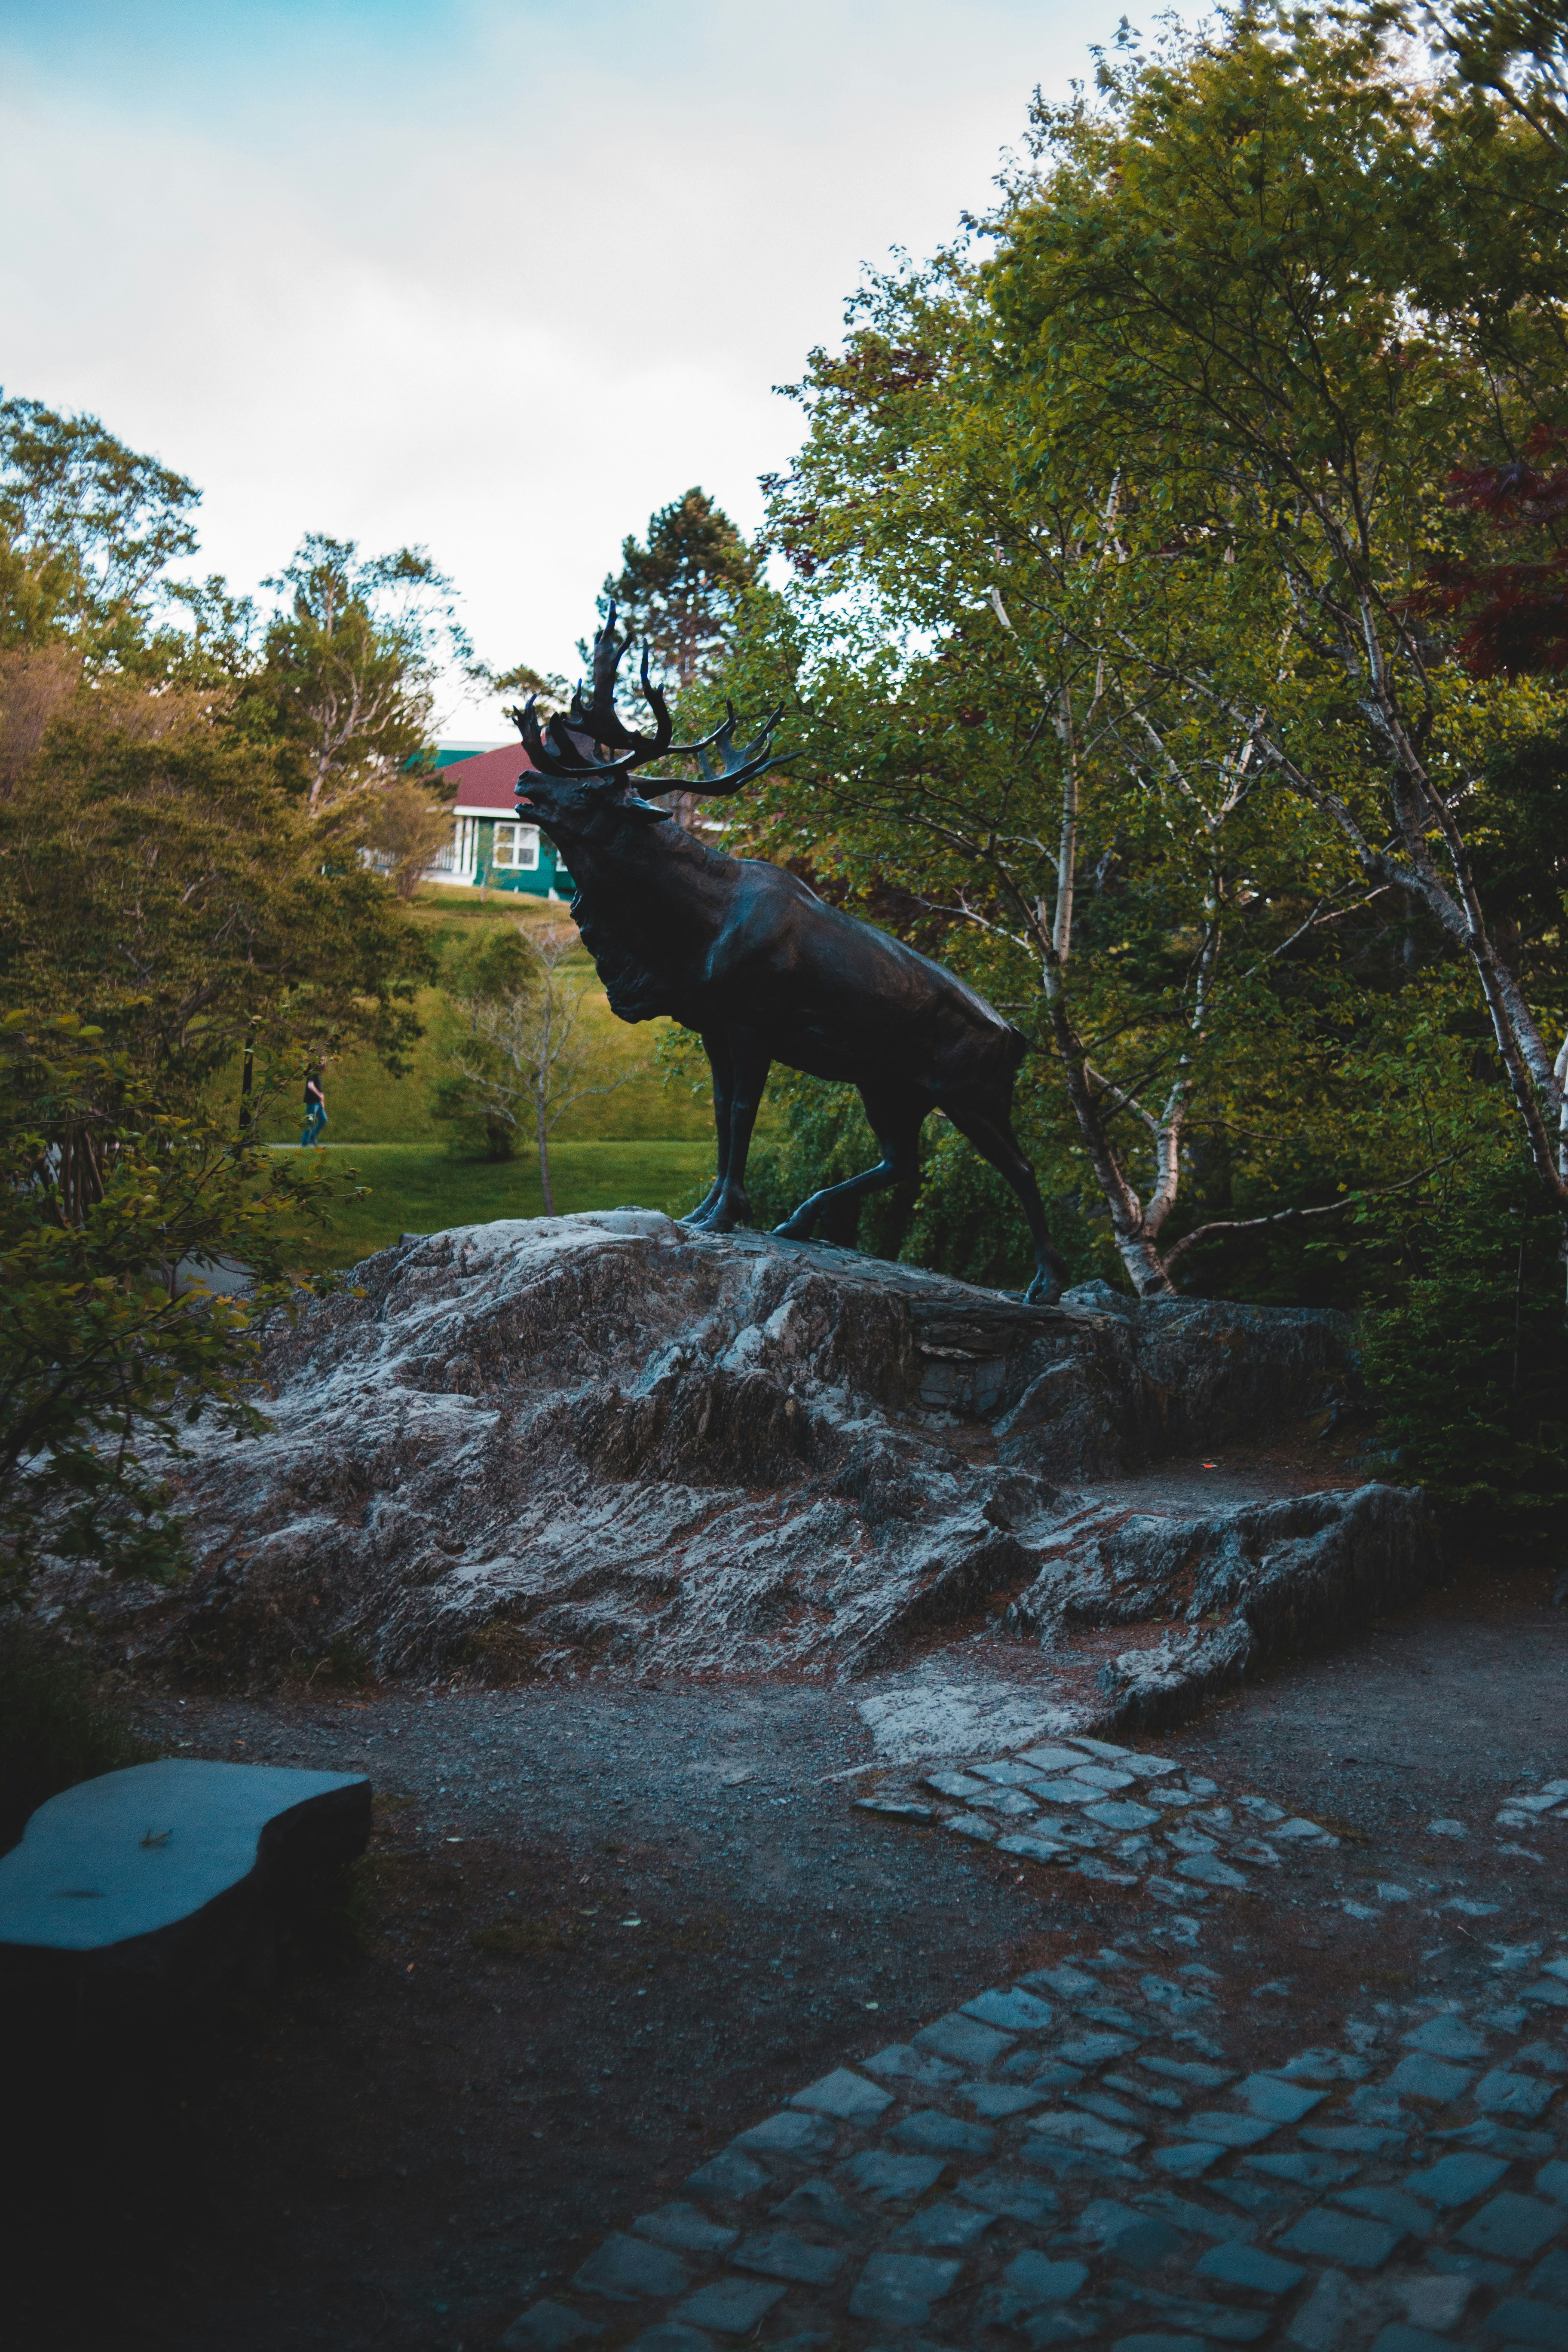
left=1024, top=1278, right=1062, bottom=1308
left=772, top=1219, right=811, bottom=1240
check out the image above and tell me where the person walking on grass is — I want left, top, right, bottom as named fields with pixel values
left=301, top=1068, right=328, bottom=1148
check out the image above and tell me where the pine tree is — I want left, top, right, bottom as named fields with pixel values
left=605, top=487, right=759, bottom=693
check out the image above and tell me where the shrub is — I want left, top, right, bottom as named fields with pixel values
left=1359, top=1155, right=1568, bottom=1557
left=0, top=1620, right=150, bottom=1849
left=744, top=1069, right=1103, bottom=1290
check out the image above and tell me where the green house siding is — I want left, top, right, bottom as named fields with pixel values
left=471, top=816, right=573, bottom=898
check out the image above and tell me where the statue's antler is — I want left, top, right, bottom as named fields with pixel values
left=655, top=701, right=795, bottom=796
left=511, top=603, right=790, bottom=799
left=561, top=606, right=669, bottom=760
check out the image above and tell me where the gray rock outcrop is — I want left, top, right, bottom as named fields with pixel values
left=1030, top=1483, right=1435, bottom=1728
left=92, top=1213, right=1432, bottom=1725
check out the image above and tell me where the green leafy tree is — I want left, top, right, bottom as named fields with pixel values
left=431, top=923, right=636, bottom=1204
left=980, top=3, right=1568, bottom=1216
left=478, top=657, right=569, bottom=710
left=738, top=3, right=1566, bottom=1295
left=0, top=1014, right=349, bottom=1601
left=606, top=488, right=760, bottom=693
left=1359, top=1144, right=1568, bottom=1553
left=162, top=573, right=264, bottom=689
left=726, top=590, right=1447, bottom=1295
left=1413, top=0, right=1566, bottom=156
left=0, top=696, right=432, bottom=1114
left=0, top=396, right=211, bottom=790
left=0, top=398, right=441, bottom=1124
left=429, top=925, right=536, bottom=1161
left=0, top=392, right=200, bottom=666
left=246, top=534, right=472, bottom=812
left=0, top=643, right=79, bottom=796
left=365, top=777, right=458, bottom=902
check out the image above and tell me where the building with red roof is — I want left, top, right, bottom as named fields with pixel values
left=423, top=743, right=574, bottom=898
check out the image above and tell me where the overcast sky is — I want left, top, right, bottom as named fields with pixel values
left=3, top=0, right=1162, bottom=739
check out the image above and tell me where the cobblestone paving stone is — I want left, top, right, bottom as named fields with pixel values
left=498, top=1736, right=1568, bottom=2352
left=853, top=1731, right=1568, bottom=1935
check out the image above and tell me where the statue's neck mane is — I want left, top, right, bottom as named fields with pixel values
left=543, top=818, right=724, bottom=1024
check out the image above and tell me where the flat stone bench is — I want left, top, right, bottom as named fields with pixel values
left=0, top=1760, right=371, bottom=1992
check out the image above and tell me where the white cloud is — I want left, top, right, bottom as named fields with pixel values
left=0, top=0, right=1170, bottom=735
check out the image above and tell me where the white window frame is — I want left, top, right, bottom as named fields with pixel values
left=492, top=821, right=541, bottom=872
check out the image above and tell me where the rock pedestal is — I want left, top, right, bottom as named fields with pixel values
left=86, top=1213, right=1430, bottom=1723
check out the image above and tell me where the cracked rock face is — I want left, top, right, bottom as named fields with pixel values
left=1007, top=1485, right=1437, bottom=1728
left=99, top=1213, right=1433, bottom=1702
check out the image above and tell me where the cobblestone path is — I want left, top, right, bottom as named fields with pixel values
left=851, top=1730, right=1562, bottom=1926
left=501, top=1732, right=1568, bottom=2352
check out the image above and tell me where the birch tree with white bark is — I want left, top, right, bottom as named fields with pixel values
left=736, top=3, right=1565, bottom=1293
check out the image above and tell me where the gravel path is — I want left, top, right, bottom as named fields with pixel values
left=6, top=1565, right=1564, bottom=2351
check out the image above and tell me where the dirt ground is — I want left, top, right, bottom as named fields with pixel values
left=5, top=1558, right=1565, bottom=2352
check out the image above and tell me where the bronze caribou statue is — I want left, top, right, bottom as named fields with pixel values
left=511, top=609, right=1069, bottom=1305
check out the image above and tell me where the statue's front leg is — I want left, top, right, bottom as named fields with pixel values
left=682, top=1177, right=726, bottom=1228
left=705, top=1033, right=769, bottom=1231
left=705, top=1182, right=755, bottom=1234
left=682, top=1031, right=732, bottom=1228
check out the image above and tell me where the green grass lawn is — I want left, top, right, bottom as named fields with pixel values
left=246, top=984, right=714, bottom=1146
left=228, top=893, right=784, bottom=1265
left=277, top=1139, right=714, bottom=1270
left=224, top=889, right=774, bottom=1149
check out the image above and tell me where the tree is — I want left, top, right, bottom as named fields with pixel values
left=431, top=923, right=636, bottom=1206
left=0, top=694, right=433, bottom=1115
left=479, top=657, right=568, bottom=708
left=606, top=488, right=760, bottom=694
left=0, top=398, right=442, bottom=1123
left=1413, top=0, right=1567, bottom=156
left=722, top=581, right=1421, bottom=1296
left=1358, top=1140, right=1568, bottom=1553
left=980, top=3, right=1568, bottom=1219
left=162, top=572, right=264, bottom=689
left=0, top=1014, right=348, bottom=1599
left=246, top=534, right=472, bottom=812
left=0, top=643, right=79, bottom=796
left=734, top=186, right=1398, bottom=1285
left=0, top=393, right=200, bottom=668
left=740, top=5, right=1566, bottom=1301
left=0, top=392, right=466, bottom=1197
left=364, top=777, right=456, bottom=902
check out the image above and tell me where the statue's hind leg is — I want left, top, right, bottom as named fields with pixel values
left=774, top=1083, right=925, bottom=1243
left=940, top=1093, right=1069, bottom=1305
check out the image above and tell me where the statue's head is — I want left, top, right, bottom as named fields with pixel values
left=511, top=758, right=669, bottom=843
left=508, top=603, right=790, bottom=845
